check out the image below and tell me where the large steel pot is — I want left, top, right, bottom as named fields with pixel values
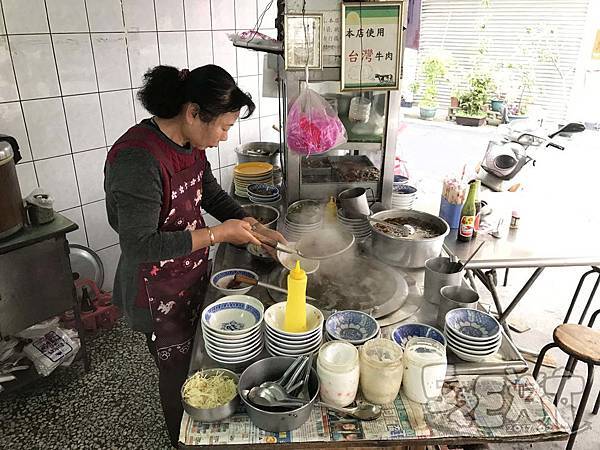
left=235, top=142, right=280, bottom=165
left=241, top=204, right=280, bottom=230
left=238, top=357, right=319, bottom=432
left=370, top=209, right=449, bottom=268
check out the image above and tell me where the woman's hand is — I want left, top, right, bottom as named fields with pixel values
left=212, top=219, right=262, bottom=246
left=250, top=222, right=288, bottom=259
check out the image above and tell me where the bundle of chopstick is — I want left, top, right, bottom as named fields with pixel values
left=442, top=177, right=466, bottom=205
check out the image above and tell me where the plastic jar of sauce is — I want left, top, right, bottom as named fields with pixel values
left=317, top=341, right=360, bottom=407
left=402, top=337, right=447, bottom=404
left=359, top=338, right=404, bottom=405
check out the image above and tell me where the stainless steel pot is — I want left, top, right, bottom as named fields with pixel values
left=235, top=142, right=280, bottom=165
left=238, top=357, right=319, bottom=432
left=0, top=135, right=24, bottom=239
left=241, top=204, right=280, bottom=229
left=370, top=210, right=449, bottom=268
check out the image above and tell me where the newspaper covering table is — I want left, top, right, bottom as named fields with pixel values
left=179, top=374, right=569, bottom=446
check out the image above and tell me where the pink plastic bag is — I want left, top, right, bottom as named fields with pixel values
left=286, top=86, right=347, bottom=155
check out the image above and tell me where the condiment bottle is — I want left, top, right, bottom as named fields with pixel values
left=284, top=261, right=307, bottom=332
left=317, top=341, right=360, bottom=407
left=324, top=196, right=337, bottom=225
left=359, top=338, right=404, bottom=405
left=457, top=180, right=480, bottom=242
left=473, top=181, right=482, bottom=238
left=402, top=337, right=447, bottom=403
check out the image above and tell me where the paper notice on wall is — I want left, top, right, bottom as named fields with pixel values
left=322, top=10, right=342, bottom=67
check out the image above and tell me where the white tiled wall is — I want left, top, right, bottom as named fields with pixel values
left=0, top=0, right=280, bottom=291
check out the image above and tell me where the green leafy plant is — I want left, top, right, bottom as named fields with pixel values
left=419, top=56, right=447, bottom=108
left=409, top=82, right=420, bottom=95
left=458, top=72, right=495, bottom=118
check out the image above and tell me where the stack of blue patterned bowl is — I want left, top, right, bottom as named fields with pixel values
left=444, top=308, right=502, bottom=362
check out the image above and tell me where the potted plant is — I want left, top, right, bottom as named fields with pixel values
left=401, top=82, right=419, bottom=108
left=456, top=73, right=494, bottom=127
left=418, top=56, right=446, bottom=120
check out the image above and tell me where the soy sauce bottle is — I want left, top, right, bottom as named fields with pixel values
left=458, top=180, right=480, bottom=242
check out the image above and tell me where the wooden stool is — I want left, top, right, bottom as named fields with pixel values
left=532, top=308, right=600, bottom=450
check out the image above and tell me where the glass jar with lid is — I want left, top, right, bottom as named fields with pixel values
left=317, top=341, right=360, bottom=407
left=359, top=338, right=403, bottom=405
left=402, top=337, right=447, bottom=404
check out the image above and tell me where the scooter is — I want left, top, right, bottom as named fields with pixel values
left=478, top=122, right=585, bottom=192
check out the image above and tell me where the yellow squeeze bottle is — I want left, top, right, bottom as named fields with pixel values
left=325, top=196, right=337, bottom=224
left=284, top=261, right=307, bottom=332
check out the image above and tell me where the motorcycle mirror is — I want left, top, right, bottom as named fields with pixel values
left=548, top=122, right=585, bottom=138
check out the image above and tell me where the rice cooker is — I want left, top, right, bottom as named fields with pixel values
left=0, top=135, right=25, bottom=239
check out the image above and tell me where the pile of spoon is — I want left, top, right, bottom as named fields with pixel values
left=242, top=355, right=382, bottom=421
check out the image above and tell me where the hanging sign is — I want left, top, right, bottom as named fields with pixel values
left=341, top=2, right=404, bottom=91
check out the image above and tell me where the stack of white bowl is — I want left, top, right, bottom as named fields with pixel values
left=391, top=184, right=417, bottom=210
left=444, top=308, right=502, bottom=363
left=336, top=208, right=371, bottom=242
left=247, top=183, right=281, bottom=205
left=284, top=215, right=322, bottom=242
left=201, top=295, right=264, bottom=365
left=264, top=303, right=324, bottom=357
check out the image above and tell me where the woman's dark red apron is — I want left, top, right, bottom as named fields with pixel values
left=111, top=124, right=210, bottom=368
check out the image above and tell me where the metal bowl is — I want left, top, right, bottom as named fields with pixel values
left=235, top=142, right=280, bottom=165
left=181, top=368, right=240, bottom=422
left=370, top=209, right=449, bottom=268
left=238, top=357, right=320, bottom=432
left=241, top=204, right=280, bottom=230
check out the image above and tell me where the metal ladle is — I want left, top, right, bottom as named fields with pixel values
left=245, top=388, right=382, bottom=421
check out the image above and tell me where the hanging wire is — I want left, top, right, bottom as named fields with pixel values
left=247, top=0, right=276, bottom=44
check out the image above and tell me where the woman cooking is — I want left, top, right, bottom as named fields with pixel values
left=104, top=64, right=284, bottom=447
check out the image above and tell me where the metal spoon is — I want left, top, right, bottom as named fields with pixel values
left=246, top=388, right=381, bottom=421
left=233, top=274, right=318, bottom=302
left=258, top=356, right=309, bottom=400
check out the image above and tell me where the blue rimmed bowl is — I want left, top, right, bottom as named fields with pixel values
left=391, top=323, right=446, bottom=349
left=247, top=183, right=280, bottom=199
left=325, top=310, right=380, bottom=345
left=201, top=295, right=264, bottom=335
left=210, top=268, right=258, bottom=296
left=445, top=308, right=501, bottom=341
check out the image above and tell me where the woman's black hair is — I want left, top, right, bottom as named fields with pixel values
left=137, top=64, right=255, bottom=122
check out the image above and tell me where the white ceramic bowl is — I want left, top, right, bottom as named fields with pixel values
left=205, top=338, right=263, bottom=358
left=264, top=303, right=324, bottom=338
left=203, top=330, right=262, bottom=350
left=277, top=243, right=320, bottom=274
left=265, top=323, right=322, bottom=342
left=201, top=295, right=264, bottom=335
left=448, top=345, right=499, bottom=363
left=210, top=268, right=258, bottom=296
left=202, top=323, right=262, bottom=342
left=444, top=325, right=501, bottom=349
left=265, top=328, right=322, bottom=350
left=265, top=339, right=322, bottom=357
left=206, top=345, right=263, bottom=364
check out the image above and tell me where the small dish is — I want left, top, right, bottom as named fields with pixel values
left=210, top=268, right=258, bottom=296
left=201, top=295, right=264, bottom=335
left=445, top=308, right=501, bottom=341
left=325, top=310, right=379, bottom=345
left=391, top=323, right=446, bottom=349
left=448, top=344, right=499, bottom=363
left=247, top=183, right=280, bottom=198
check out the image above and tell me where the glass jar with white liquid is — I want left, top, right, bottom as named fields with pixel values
left=317, top=341, right=360, bottom=407
left=402, top=337, right=447, bottom=404
left=359, top=338, right=404, bottom=405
